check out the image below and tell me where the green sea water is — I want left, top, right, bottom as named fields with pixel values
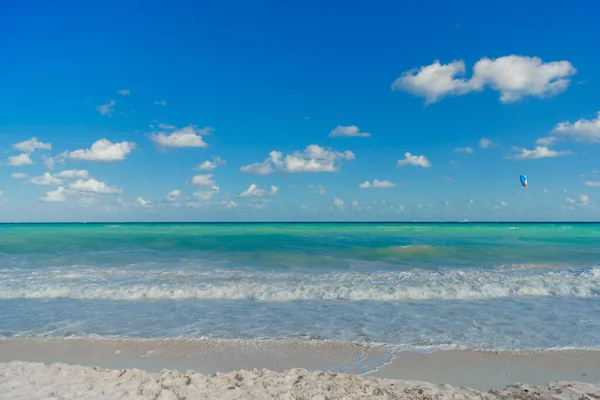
left=0, top=222, right=598, bottom=350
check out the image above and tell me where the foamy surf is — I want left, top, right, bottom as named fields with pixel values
left=1, top=266, right=597, bottom=301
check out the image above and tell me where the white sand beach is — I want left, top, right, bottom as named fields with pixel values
left=1, top=338, right=599, bottom=399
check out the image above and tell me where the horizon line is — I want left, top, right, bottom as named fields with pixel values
left=1, top=221, right=599, bottom=224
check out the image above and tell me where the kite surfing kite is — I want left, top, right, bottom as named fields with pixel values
left=520, top=175, right=528, bottom=188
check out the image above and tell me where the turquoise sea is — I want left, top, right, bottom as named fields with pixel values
left=0, top=222, right=599, bottom=351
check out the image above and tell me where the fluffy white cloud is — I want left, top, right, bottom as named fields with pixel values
left=241, top=145, right=354, bottom=174
left=150, top=126, right=211, bottom=148
left=136, top=197, right=151, bottom=207
left=68, top=139, right=136, bottom=162
left=580, top=194, right=590, bottom=206
left=585, top=181, right=600, bottom=187
left=165, top=190, right=181, bottom=202
left=154, top=100, right=167, bottom=106
left=391, top=60, right=473, bottom=104
left=97, top=100, right=116, bottom=116
left=470, top=55, right=576, bottom=103
left=223, top=201, right=238, bottom=208
left=500, top=201, right=507, bottom=207
left=329, top=125, right=371, bottom=138
left=189, top=174, right=215, bottom=186
left=454, top=147, right=474, bottom=154
left=309, top=184, right=326, bottom=195
left=11, top=172, right=27, bottom=179
left=479, top=138, right=494, bottom=148
left=54, top=169, right=89, bottom=179
left=42, top=154, right=55, bottom=170
left=158, top=122, right=176, bottom=130
left=550, top=111, right=600, bottom=143
left=39, top=187, right=67, bottom=203
left=238, top=184, right=278, bottom=197
left=392, top=55, right=576, bottom=104
left=193, top=186, right=220, bottom=201
left=358, top=179, right=396, bottom=188
left=165, top=190, right=181, bottom=203
left=397, top=152, right=431, bottom=168
left=29, top=173, right=63, bottom=186
left=68, top=178, right=122, bottom=194
left=567, top=194, right=591, bottom=208
left=333, top=197, right=344, bottom=208
left=7, top=153, right=33, bottom=166
left=117, top=89, right=131, bottom=96
left=195, top=156, right=225, bottom=171
left=508, top=146, right=569, bottom=160
left=13, top=137, right=51, bottom=154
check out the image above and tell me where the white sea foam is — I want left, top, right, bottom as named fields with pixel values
left=0, top=266, right=597, bottom=301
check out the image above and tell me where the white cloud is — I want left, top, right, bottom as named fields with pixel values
left=13, top=137, right=52, bottom=154
left=333, top=197, right=344, bottom=208
left=241, top=145, right=354, bottom=174
left=68, top=139, right=136, bottom=162
left=391, top=60, right=473, bottom=104
left=567, top=194, right=591, bottom=208
left=40, top=187, right=67, bottom=203
left=96, top=100, right=116, bottom=116
left=29, top=173, right=63, bottom=186
left=358, top=179, right=396, bottom=188
left=508, top=146, right=570, bottom=160
left=117, top=89, right=131, bottom=96
left=397, top=152, right=431, bottom=168
left=392, top=55, right=576, bottom=104
left=195, top=156, right=225, bottom=171
left=238, top=184, right=278, bottom=197
left=165, top=190, right=181, bottom=202
left=11, top=172, right=27, bottom=179
left=154, top=100, right=167, bottom=106
left=68, top=178, right=122, bottom=194
left=550, top=111, right=600, bottom=143
left=150, top=125, right=211, bottom=148
left=536, top=136, right=557, bottom=146
left=543, top=188, right=550, bottom=193
left=585, top=181, right=600, bottom=187
left=470, top=55, right=577, bottom=103
left=329, top=125, right=371, bottom=138
left=454, top=146, right=474, bottom=154
left=309, top=184, right=326, bottom=195
left=193, top=186, right=220, bottom=201
left=158, top=122, right=177, bottom=130
left=42, top=154, right=55, bottom=170
left=500, top=201, right=507, bottom=207
left=479, top=138, right=493, bottom=148
left=54, top=169, right=89, bottom=179
left=223, top=201, right=238, bottom=208
left=8, top=154, right=33, bottom=166
left=136, top=197, right=151, bottom=207
left=189, top=174, right=215, bottom=187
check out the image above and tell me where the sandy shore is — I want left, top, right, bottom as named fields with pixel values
left=1, top=338, right=599, bottom=399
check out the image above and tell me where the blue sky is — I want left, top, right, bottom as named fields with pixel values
left=1, top=0, right=599, bottom=222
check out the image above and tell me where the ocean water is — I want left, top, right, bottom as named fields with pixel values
left=0, top=223, right=599, bottom=351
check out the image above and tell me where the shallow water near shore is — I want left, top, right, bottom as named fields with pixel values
left=1, top=222, right=599, bottom=356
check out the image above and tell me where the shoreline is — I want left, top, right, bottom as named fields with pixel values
left=1, top=338, right=599, bottom=391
